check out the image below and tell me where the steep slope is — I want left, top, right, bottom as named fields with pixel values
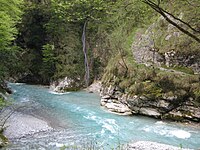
left=100, top=1, right=200, bottom=123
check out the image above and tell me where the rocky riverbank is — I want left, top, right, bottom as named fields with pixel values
left=99, top=84, right=200, bottom=123
left=48, top=75, right=200, bottom=123
left=4, top=112, right=53, bottom=139
left=125, top=141, right=192, bottom=150
left=85, top=81, right=102, bottom=93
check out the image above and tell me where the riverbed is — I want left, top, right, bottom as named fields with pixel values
left=3, top=83, right=200, bottom=149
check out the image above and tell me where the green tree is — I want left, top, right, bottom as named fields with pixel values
left=40, top=44, right=56, bottom=84
left=0, top=0, right=23, bottom=81
left=51, top=0, right=115, bottom=86
left=15, top=1, right=51, bottom=84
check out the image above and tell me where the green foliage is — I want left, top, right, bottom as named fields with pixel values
left=45, top=14, right=85, bottom=81
left=161, top=65, right=194, bottom=75
left=39, top=44, right=56, bottom=83
left=15, top=2, right=50, bottom=83
left=0, top=132, right=8, bottom=147
left=145, top=0, right=200, bottom=55
left=104, top=0, right=156, bottom=54
left=51, top=0, right=114, bottom=22
left=0, top=0, right=23, bottom=81
left=0, top=0, right=23, bottom=48
left=1, top=0, right=198, bottom=101
left=0, top=97, right=7, bottom=109
left=101, top=0, right=200, bottom=103
left=102, top=52, right=200, bottom=102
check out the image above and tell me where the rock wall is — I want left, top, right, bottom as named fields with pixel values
left=100, top=16, right=200, bottom=121
left=132, top=16, right=200, bottom=73
left=100, top=84, right=200, bottom=122
left=96, top=14, right=200, bottom=123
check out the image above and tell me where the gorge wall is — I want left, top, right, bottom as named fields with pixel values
left=99, top=14, right=200, bottom=123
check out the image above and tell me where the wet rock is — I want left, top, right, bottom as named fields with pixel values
left=100, top=98, right=108, bottom=106
left=127, top=97, right=158, bottom=110
left=100, top=70, right=199, bottom=122
left=0, top=81, right=12, bottom=94
left=101, top=85, right=200, bottom=122
left=157, top=100, right=170, bottom=108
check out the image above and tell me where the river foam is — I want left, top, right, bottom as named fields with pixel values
left=6, top=83, right=200, bottom=149
left=48, top=91, right=71, bottom=95
left=84, top=113, right=119, bottom=134
left=169, top=130, right=191, bottom=139
left=142, top=124, right=191, bottom=139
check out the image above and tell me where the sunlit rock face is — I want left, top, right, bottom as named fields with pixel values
left=100, top=82, right=200, bottom=123
left=50, top=77, right=82, bottom=93
left=132, top=15, right=200, bottom=74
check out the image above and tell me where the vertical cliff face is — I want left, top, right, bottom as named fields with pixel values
left=100, top=13, right=200, bottom=123
left=132, top=15, right=200, bottom=74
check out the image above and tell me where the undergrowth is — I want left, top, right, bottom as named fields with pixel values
left=102, top=53, right=200, bottom=105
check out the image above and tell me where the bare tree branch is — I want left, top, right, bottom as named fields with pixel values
left=158, top=5, right=199, bottom=33
left=185, top=0, right=200, bottom=7
left=118, top=47, right=129, bottom=76
left=143, top=0, right=200, bottom=43
left=0, top=106, right=26, bottom=129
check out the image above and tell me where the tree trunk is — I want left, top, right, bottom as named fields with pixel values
left=118, top=48, right=128, bottom=76
left=82, top=21, right=90, bottom=87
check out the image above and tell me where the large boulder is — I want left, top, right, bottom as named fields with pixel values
left=85, top=81, right=102, bottom=93
left=104, top=102, right=132, bottom=115
left=50, top=77, right=82, bottom=93
left=100, top=95, right=132, bottom=115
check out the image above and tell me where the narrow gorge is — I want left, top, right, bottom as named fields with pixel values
left=0, top=0, right=200, bottom=149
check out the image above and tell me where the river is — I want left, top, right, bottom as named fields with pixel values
left=4, top=83, right=200, bottom=149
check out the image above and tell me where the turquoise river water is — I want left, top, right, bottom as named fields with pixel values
left=5, top=83, right=200, bottom=149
